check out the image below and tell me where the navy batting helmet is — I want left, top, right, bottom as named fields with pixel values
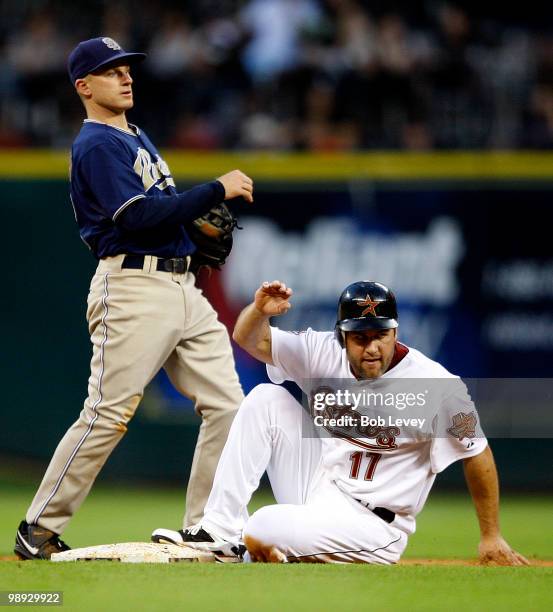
left=335, top=281, right=398, bottom=346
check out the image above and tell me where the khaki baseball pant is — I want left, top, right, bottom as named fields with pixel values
left=26, top=254, right=244, bottom=534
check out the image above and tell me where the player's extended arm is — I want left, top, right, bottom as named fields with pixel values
left=119, top=170, right=253, bottom=232
left=463, top=446, right=529, bottom=565
left=232, top=280, right=292, bottom=365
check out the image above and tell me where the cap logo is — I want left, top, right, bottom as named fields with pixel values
left=354, top=294, right=381, bottom=317
left=102, top=37, right=121, bottom=51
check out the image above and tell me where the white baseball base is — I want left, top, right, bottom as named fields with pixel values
left=50, top=542, right=216, bottom=563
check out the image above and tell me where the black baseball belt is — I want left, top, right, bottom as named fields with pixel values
left=355, top=498, right=395, bottom=523
left=121, top=254, right=190, bottom=274
left=369, top=506, right=396, bottom=524
left=333, top=481, right=395, bottom=523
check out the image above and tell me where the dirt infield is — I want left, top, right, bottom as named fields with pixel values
left=400, top=558, right=553, bottom=567
left=2, top=554, right=551, bottom=566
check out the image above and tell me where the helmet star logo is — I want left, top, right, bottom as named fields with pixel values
left=354, top=294, right=381, bottom=317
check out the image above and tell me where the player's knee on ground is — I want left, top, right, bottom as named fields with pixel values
left=243, top=534, right=288, bottom=563
left=244, top=504, right=306, bottom=562
left=243, top=505, right=288, bottom=563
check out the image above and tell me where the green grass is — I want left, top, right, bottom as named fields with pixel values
left=1, top=564, right=552, bottom=612
left=1, top=473, right=552, bottom=611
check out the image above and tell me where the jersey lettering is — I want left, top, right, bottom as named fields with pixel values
left=133, top=148, right=176, bottom=192
left=310, top=387, right=400, bottom=451
left=349, top=451, right=382, bottom=481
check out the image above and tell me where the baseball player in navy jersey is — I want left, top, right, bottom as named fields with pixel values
left=14, top=36, right=252, bottom=560
left=152, top=280, right=529, bottom=565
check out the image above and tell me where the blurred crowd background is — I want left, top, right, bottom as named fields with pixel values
left=1, top=0, right=553, bottom=150
left=3, top=1, right=552, bottom=487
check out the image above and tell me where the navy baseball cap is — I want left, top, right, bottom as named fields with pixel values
left=68, top=37, right=146, bottom=83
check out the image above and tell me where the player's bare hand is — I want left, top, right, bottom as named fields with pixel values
left=478, top=536, right=530, bottom=566
left=254, top=280, right=293, bottom=316
left=216, top=169, right=254, bottom=203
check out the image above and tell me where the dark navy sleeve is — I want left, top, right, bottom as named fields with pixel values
left=80, top=142, right=147, bottom=220
left=80, top=142, right=226, bottom=231
left=118, top=181, right=225, bottom=232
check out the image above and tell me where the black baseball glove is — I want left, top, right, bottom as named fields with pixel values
left=187, top=202, right=240, bottom=272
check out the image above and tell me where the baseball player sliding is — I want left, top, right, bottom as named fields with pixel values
left=15, top=37, right=251, bottom=560
left=152, top=280, right=529, bottom=565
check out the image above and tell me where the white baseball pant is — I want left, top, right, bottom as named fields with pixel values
left=201, top=384, right=408, bottom=564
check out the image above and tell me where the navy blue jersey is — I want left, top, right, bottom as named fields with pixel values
left=70, top=120, right=224, bottom=259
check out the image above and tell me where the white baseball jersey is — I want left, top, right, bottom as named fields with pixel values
left=267, top=327, right=487, bottom=535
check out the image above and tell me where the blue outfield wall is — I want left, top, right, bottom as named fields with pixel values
left=2, top=177, right=552, bottom=488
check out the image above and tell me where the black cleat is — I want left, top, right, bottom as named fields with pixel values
left=14, top=520, right=71, bottom=560
left=151, top=524, right=245, bottom=560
